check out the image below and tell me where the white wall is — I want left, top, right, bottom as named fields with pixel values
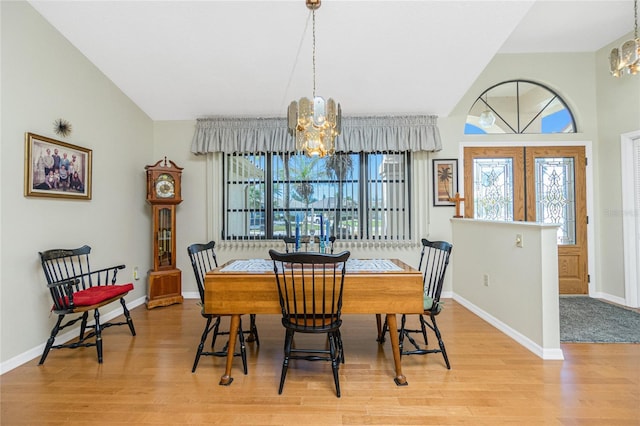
left=0, top=2, right=153, bottom=369
left=595, top=32, right=640, bottom=300
left=451, top=219, right=562, bottom=359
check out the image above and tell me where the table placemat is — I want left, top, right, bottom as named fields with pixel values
left=220, top=258, right=403, bottom=273
left=346, top=259, right=403, bottom=272
left=220, top=259, right=273, bottom=272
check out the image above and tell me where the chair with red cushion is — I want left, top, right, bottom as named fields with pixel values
left=39, top=245, right=136, bottom=364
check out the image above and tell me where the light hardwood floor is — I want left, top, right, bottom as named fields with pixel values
left=2, top=300, right=639, bottom=425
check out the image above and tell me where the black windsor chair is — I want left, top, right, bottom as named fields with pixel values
left=268, top=249, right=350, bottom=397
left=379, top=238, right=453, bottom=369
left=187, top=241, right=259, bottom=375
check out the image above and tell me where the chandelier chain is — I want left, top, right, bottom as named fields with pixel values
left=635, top=0, right=638, bottom=38
left=312, top=9, right=316, bottom=98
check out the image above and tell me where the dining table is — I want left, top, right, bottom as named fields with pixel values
left=204, top=257, right=424, bottom=386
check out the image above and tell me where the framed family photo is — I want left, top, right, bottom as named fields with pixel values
left=24, top=132, right=92, bottom=200
left=432, top=159, right=458, bottom=207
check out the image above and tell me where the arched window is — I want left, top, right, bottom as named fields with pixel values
left=465, top=80, right=576, bottom=134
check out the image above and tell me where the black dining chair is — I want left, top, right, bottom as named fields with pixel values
left=268, top=249, right=351, bottom=397
left=187, top=241, right=259, bottom=374
left=379, top=238, right=453, bottom=369
left=282, top=236, right=297, bottom=253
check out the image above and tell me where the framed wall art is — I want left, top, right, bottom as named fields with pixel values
left=24, top=132, right=92, bottom=200
left=432, top=159, right=458, bottom=207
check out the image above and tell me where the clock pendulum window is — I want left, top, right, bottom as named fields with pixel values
left=144, top=157, right=184, bottom=309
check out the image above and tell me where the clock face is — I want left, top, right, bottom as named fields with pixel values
left=155, top=174, right=175, bottom=198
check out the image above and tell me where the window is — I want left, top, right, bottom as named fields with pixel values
left=465, top=80, right=576, bottom=134
left=223, top=151, right=411, bottom=241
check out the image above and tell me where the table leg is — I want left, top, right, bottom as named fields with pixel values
left=386, top=313, right=408, bottom=386
left=219, top=314, right=240, bottom=386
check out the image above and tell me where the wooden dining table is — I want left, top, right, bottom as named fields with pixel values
left=204, top=258, right=423, bottom=386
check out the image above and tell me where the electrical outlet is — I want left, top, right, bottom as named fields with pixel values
left=133, top=267, right=139, bottom=280
left=483, top=274, right=490, bottom=287
left=515, top=233, right=523, bottom=248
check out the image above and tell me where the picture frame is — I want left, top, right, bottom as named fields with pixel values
left=432, top=159, right=458, bottom=206
left=24, top=132, right=92, bottom=200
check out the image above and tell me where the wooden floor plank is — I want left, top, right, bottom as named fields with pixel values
left=1, top=300, right=639, bottom=425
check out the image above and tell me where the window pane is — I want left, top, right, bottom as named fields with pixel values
left=366, top=153, right=409, bottom=239
left=540, top=107, right=573, bottom=133
left=224, top=154, right=266, bottom=239
left=465, top=80, right=576, bottom=134
left=223, top=151, right=411, bottom=242
left=472, top=158, right=514, bottom=221
left=325, top=153, right=359, bottom=240
left=534, top=157, right=576, bottom=245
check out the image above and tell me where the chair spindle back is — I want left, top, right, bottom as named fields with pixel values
left=187, top=241, right=219, bottom=303
left=269, top=250, right=350, bottom=332
left=39, top=245, right=123, bottom=290
left=418, top=238, right=453, bottom=305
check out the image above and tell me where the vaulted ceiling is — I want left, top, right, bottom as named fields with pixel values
left=29, top=1, right=634, bottom=120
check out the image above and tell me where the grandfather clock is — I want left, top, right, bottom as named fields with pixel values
left=145, top=157, right=183, bottom=309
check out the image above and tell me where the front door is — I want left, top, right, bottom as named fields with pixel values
left=464, top=146, right=588, bottom=294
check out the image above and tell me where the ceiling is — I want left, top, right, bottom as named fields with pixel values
left=29, top=1, right=635, bottom=121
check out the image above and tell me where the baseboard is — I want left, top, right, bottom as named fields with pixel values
left=591, top=291, right=627, bottom=307
left=452, top=293, right=564, bottom=361
left=182, top=291, right=199, bottom=299
left=0, top=295, right=146, bottom=375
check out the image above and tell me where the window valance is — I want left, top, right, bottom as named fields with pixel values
left=191, top=115, right=441, bottom=154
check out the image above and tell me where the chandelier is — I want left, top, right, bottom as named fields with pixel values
left=478, top=93, right=495, bottom=128
left=609, top=0, right=639, bottom=77
left=287, top=0, right=341, bottom=157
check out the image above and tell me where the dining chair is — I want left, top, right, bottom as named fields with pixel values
left=282, top=236, right=297, bottom=253
left=268, top=249, right=351, bottom=397
left=379, top=238, right=453, bottom=369
left=187, top=241, right=259, bottom=374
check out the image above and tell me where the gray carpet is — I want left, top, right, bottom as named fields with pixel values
left=559, top=296, right=640, bottom=343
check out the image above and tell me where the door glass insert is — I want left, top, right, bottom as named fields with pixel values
left=158, top=207, right=172, bottom=266
left=534, top=157, right=576, bottom=245
left=472, top=158, right=514, bottom=221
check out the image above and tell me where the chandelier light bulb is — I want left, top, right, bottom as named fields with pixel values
left=479, top=110, right=495, bottom=128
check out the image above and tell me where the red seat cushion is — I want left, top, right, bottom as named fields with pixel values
left=63, top=283, right=133, bottom=307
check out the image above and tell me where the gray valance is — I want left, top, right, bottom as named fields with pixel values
left=191, top=115, right=441, bottom=154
